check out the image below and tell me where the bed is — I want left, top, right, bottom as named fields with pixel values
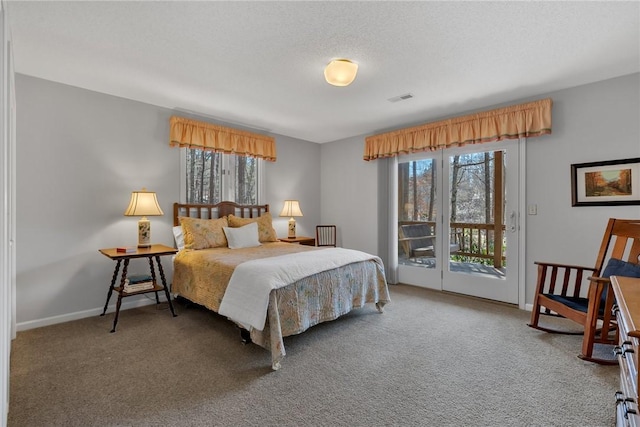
left=171, top=201, right=390, bottom=370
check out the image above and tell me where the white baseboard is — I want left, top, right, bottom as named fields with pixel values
left=16, top=294, right=169, bottom=332
left=16, top=296, right=535, bottom=332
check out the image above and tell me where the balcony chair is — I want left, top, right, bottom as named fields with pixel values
left=398, top=223, right=460, bottom=260
left=316, top=225, right=337, bottom=247
left=528, top=218, right=640, bottom=364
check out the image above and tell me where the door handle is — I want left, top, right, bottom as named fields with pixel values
left=509, top=211, right=517, bottom=232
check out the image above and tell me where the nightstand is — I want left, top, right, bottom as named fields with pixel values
left=279, top=236, right=316, bottom=245
left=98, top=244, right=177, bottom=332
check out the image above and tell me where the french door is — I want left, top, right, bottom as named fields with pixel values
left=394, top=140, right=521, bottom=304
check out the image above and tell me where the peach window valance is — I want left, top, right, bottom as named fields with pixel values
left=363, top=98, right=552, bottom=161
left=169, top=116, right=277, bottom=162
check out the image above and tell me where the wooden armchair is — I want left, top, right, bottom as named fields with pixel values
left=528, top=218, right=640, bottom=364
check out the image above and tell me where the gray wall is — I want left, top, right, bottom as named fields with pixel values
left=320, top=73, right=640, bottom=305
left=15, top=74, right=320, bottom=328
left=320, top=136, right=381, bottom=254
left=264, top=134, right=321, bottom=239
left=524, top=73, right=640, bottom=304
left=14, top=72, right=640, bottom=328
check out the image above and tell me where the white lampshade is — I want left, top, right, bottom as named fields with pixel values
left=279, top=200, right=303, bottom=218
left=279, top=200, right=303, bottom=239
left=324, top=59, right=358, bottom=87
left=124, top=188, right=163, bottom=248
left=124, top=189, right=164, bottom=217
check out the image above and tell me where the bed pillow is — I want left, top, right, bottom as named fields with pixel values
left=179, top=216, right=228, bottom=250
left=227, top=212, right=278, bottom=243
left=223, top=222, right=261, bottom=249
left=172, top=225, right=185, bottom=251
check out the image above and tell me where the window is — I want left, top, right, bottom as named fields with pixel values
left=182, top=148, right=261, bottom=204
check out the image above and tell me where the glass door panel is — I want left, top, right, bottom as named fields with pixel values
left=394, top=140, right=520, bottom=304
left=396, top=155, right=442, bottom=289
left=442, top=142, right=519, bottom=304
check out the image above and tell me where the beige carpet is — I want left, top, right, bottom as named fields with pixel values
left=9, top=285, right=618, bottom=426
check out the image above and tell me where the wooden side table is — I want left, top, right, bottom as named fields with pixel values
left=98, top=244, right=177, bottom=332
left=279, top=236, right=315, bottom=245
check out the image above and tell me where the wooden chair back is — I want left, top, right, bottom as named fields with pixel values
left=398, top=224, right=435, bottom=258
left=594, top=219, right=640, bottom=275
left=316, top=225, right=337, bottom=247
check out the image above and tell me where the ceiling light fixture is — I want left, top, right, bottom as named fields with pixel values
left=324, top=59, right=358, bottom=87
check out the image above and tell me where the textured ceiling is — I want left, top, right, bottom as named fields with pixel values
left=6, top=1, right=640, bottom=143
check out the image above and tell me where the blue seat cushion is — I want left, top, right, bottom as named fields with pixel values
left=599, top=258, right=640, bottom=308
left=544, top=294, right=593, bottom=314
left=544, top=259, right=640, bottom=316
left=602, top=258, right=640, bottom=280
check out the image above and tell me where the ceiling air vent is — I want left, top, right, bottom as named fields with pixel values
left=388, top=93, right=414, bottom=103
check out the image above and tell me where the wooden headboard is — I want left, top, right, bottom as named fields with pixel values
left=173, top=202, right=270, bottom=226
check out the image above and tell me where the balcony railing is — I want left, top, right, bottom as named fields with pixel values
left=399, top=221, right=506, bottom=268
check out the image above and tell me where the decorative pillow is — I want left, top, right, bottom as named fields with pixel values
left=179, top=216, right=228, bottom=250
left=602, top=258, right=640, bottom=279
left=227, top=212, right=278, bottom=243
left=223, top=222, right=261, bottom=249
left=172, top=226, right=185, bottom=251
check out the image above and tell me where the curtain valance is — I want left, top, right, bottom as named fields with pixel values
left=363, top=98, right=552, bottom=161
left=169, top=116, right=277, bottom=162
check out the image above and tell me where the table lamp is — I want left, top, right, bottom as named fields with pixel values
left=124, top=188, right=164, bottom=248
left=279, top=200, right=303, bottom=238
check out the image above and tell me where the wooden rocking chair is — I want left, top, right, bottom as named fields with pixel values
left=528, top=218, right=640, bottom=364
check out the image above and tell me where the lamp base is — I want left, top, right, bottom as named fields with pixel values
left=138, top=217, right=151, bottom=248
left=288, top=218, right=296, bottom=238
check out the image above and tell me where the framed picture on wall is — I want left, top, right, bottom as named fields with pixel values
left=571, top=157, right=640, bottom=206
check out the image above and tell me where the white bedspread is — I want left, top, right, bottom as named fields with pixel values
left=218, top=247, right=380, bottom=331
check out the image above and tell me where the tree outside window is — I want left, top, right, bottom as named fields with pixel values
left=185, top=149, right=259, bottom=204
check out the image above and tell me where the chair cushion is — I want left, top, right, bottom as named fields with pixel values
left=602, top=258, right=640, bottom=279
left=596, top=258, right=640, bottom=310
left=544, top=294, right=592, bottom=314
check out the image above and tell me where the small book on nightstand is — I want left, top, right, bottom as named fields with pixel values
left=124, top=282, right=154, bottom=292
left=116, top=246, right=137, bottom=253
left=126, top=274, right=153, bottom=284
left=123, top=274, right=154, bottom=292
